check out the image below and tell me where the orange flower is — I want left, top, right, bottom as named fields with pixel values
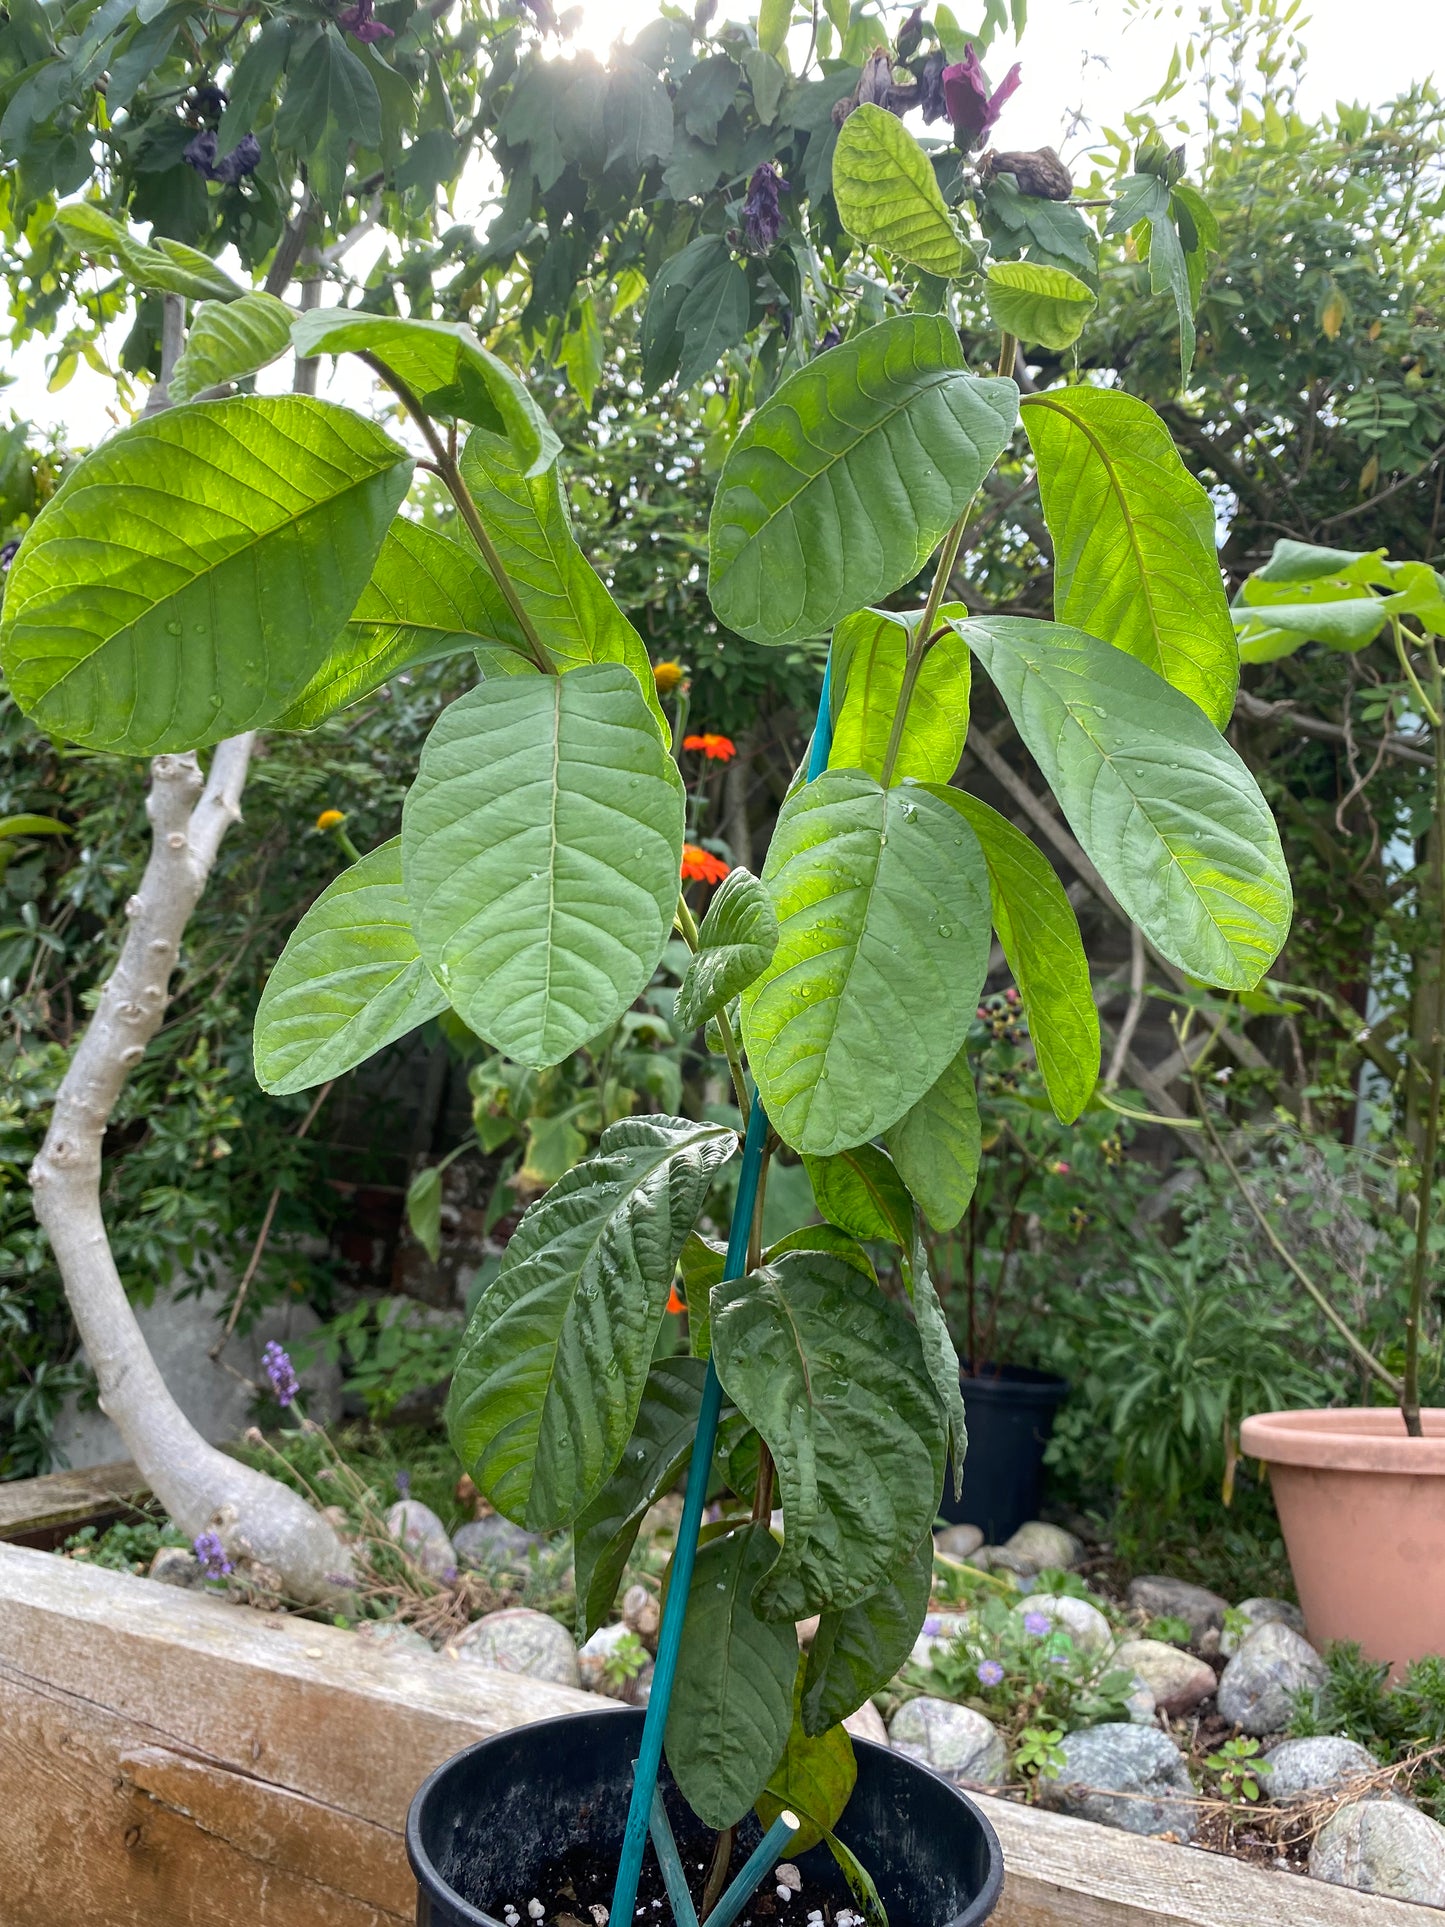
left=666, top=1282, right=686, bottom=1314
left=653, top=659, right=686, bottom=694
left=683, top=732, right=737, bottom=762
left=316, top=808, right=346, bottom=831
left=681, top=843, right=730, bottom=885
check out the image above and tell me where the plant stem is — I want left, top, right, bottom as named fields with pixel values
left=1403, top=639, right=1445, bottom=1436
left=702, top=1829, right=734, bottom=1920
left=675, top=894, right=750, bottom=1125
left=357, top=351, right=554, bottom=675
left=996, top=332, right=1018, bottom=379
left=878, top=507, right=971, bottom=788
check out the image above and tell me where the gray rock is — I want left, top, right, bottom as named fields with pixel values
left=1124, top=1675, right=1157, bottom=1725
left=1003, top=1521, right=1082, bottom=1574
left=578, top=1622, right=653, bottom=1704
left=934, top=1523, right=983, bottom=1560
left=1263, top=1735, right=1380, bottom=1800
left=1039, top=1724, right=1197, bottom=1840
left=1113, top=1638, right=1217, bottom=1717
left=453, top=1515, right=542, bottom=1571
left=1015, top=1592, right=1113, bottom=1655
left=1311, top=1798, right=1445, bottom=1905
left=452, top=1608, right=581, bottom=1687
left=1126, top=1575, right=1229, bottom=1642
left=384, top=1499, right=457, bottom=1580
left=844, top=1700, right=889, bottom=1746
left=149, top=1546, right=202, bottom=1589
left=1220, top=1596, right=1307, bottom=1656
left=1216, top=1621, right=1326, bottom=1735
left=888, top=1697, right=1007, bottom=1787
left=356, top=1620, right=435, bottom=1656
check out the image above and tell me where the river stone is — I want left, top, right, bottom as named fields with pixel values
left=384, top=1500, right=457, bottom=1580
left=1125, top=1675, right=1157, bottom=1725
left=1264, top=1735, right=1380, bottom=1800
left=452, top=1608, right=581, bottom=1687
left=888, top=1697, right=1007, bottom=1787
left=909, top=1610, right=971, bottom=1668
left=453, top=1515, right=542, bottom=1571
left=1311, top=1798, right=1445, bottom=1905
left=356, top=1620, right=435, bottom=1656
left=1125, top=1575, right=1229, bottom=1643
left=843, top=1700, right=889, bottom=1745
left=1003, top=1521, right=1082, bottom=1573
left=1220, top=1596, right=1307, bottom=1656
left=934, top=1524, right=984, bottom=1560
left=1016, top=1592, right=1112, bottom=1655
left=149, top=1546, right=203, bottom=1589
left=1216, top=1621, right=1326, bottom=1735
left=1039, top=1724, right=1197, bottom=1840
left=578, top=1622, right=653, bottom=1704
left=1113, top=1638, right=1217, bottom=1716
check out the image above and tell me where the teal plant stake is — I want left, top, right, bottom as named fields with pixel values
left=609, top=655, right=834, bottom=1927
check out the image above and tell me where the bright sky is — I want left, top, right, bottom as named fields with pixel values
left=4, top=0, right=1435, bottom=442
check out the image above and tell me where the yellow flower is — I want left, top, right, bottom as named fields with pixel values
left=652, top=659, right=685, bottom=694
left=316, top=808, right=346, bottom=831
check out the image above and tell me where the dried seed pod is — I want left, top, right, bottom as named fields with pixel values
left=982, top=146, right=1075, bottom=201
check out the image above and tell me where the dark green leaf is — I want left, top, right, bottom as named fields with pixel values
left=641, top=234, right=751, bottom=392
left=273, top=27, right=381, bottom=217
left=675, top=867, right=778, bottom=1031
left=801, top=1535, right=932, bottom=1733
left=883, top=1044, right=980, bottom=1231
left=407, top=1164, right=443, bottom=1262
left=603, top=56, right=674, bottom=174
left=804, top=1143, right=912, bottom=1246
left=906, top=1227, right=967, bottom=1483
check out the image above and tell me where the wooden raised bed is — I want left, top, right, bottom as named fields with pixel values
left=0, top=1457, right=147, bottom=1549
left=0, top=1541, right=1435, bottom=1927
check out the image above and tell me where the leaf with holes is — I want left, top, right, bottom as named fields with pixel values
left=168, top=293, right=295, bottom=404
left=741, top=772, right=991, bottom=1155
left=804, top=1143, right=912, bottom=1246
left=801, top=1535, right=932, bottom=1734
left=883, top=1043, right=981, bottom=1232
left=401, top=667, right=685, bottom=1067
left=957, top=616, right=1291, bottom=989
left=984, top=261, right=1096, bottom=350
left=712, top=1252, right=945, bottom=1619
left=708, top=317, right=1017, bottom=646
left=832, top=103, right=971, bottom=277
left=1021, top=387, right=1237, bottom=727
left=446, top=1116, right=734, bottom=1529
left=829, top=607, right=971, bottom=784
left=675, top=868, right=778, bottom=1032
left=0, top=397, right=411, bottom=754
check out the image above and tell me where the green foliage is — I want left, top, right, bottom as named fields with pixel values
left=1205, top=1736, right=1269, bottom=1804
left=1288, top=1643, right=1445, bottom=1823
left=884, top=1047, right=982, bottom=1233
left=983, top=263, right=1095, bottom=351
left=167, top=292, right=294, bottom=403
left=831, top=104, right=970, bottom=277
left=802, top=1536, right=933, bottom=1735
left=829, top=610, right=972, bottom=786
left=757, top=1678, right=857, bottom=1852
left=674, top=868, right=777, bottom=1033
left=63, top=1514, right=189, bottom=1573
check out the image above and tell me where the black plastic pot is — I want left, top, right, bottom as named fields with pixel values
left=408, top=1708, right=1003, bottom=1927
left=937, top=1363, right=1070, bottom=1544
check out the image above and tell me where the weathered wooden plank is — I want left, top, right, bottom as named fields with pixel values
left=0, top=1458, right=147, bottom=1544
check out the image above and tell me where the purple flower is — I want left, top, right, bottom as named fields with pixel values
left=262, top=1339, right=299, bottom=1408
left=921, top=1613, right=943, bottom=1637
left=395, top=1469, right=412, bottom=1500
left=184, top=129, right=219, bottom=176
left=0, top=539, right=19, bottom=572
left=213, top=133, right=261, bottom=186
left=976, top=1658, right=1005, bottom=1687
left=1023, top=1610, right=1051, bottom=1637
left=190, top=82, right=228, bottom=120
left=337, top=0, right=394, bottom=42
left=193, top=1530, right=233, bottom=1579
left=742, top=162, right=786, bottom=253
left=941, top=49, right=1021, bottom=150
left=817, top=327, right=842, bottom=354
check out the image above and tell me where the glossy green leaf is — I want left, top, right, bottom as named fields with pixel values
left=678, top=1230, right=725, bottom=1359
left=54, top=204, right=244, bottom=301
left=712, top=1251, right=946, bottom=1619
left=883, top=1043, right=981, bottom=1231
left=832, top=104, right=969, bottom=277
left=277, top=517, right=527, bottom=729
left=168, top=293, right=295, bottom=404
left=829, top=608, right=971, bottom=784
left=401, top=667, right=685, bottom=1067
left=1255, top=540, right=1391, bottom=585
left=764, top=1224, right=876, bottom=1281
left=1234, top=597, right=1385, bottom=659
left=294, top=310, right=560, bottom=477
left=804, top=1143, right=912, bottom=1247
left=907, top=1227, right=967, bottom=1483
left=939, top=789, right=1099, bottom=1122
left=572, top=1355, right=708, bottom=1640
left=253, top=839, right=447, bottom=1096
left=0, top=398, right=412, bottom=755
left=675, top=867, right=779, bottom=1032
left=708, top=317, right=1018, bottom=646
left=446, top=1115, right=734, bottom=1529
left=957, top=615, right=1291, bottom=988
left=460, top=429, right=667, bottom=731
left=983, top=261, right=1096, bottom=350
left=758, top=1680, right=856, bottom=1853
left=801, top=1535, right=932, bottom=1734
left=1021, top=387, right=1238, bottom=727
left=741, top=771, right=991, bottom=1155
left=665, top=1522, right=798, bottom=1827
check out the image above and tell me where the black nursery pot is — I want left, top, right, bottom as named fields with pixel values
left=936, top=1363, right=1070, bottom=1544
left=408, top=1708, right=1003, bottom=1927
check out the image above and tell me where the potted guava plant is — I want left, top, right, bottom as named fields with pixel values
left=1230, top=539, right=1445, bottom=1670
left=1, top=109, right=1290, bottom=1927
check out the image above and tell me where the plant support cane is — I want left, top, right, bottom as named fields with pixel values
left=611, top=660, right=835, bottom=1927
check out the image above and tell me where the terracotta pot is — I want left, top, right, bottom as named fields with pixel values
left=1240, top=1407, right=1445, bottom=1670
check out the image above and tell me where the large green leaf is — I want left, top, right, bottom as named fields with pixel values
left=708, top=317, right=1017, bottom=646
left=674, top=867, right=778, bottom=1032
left=801, top=1535, right=932, bottom=1734
left=831, top=103, right=969, bottom=277
left=273, top=26, right=381, bottom=218
left=741, top=771, right=991, bottom=1155
left=665, top=1522, right=798, bottom=1828
left=829, top=608, right=971, bottom=785
left=253, top=839, right=447, bottom=1096
left=804, top=1143, right=912, bottom=1247
left=640, top=234, right=752, bottom=392
left=1021, top=387, right=1238, bottom=728
left=883, top=1044, right=981, bottom=1232
left=984, top=261, right=1096, bottom=350
left=1233, top=597, right=1386, bottom=660
left=401, top=667, right=685, bottom=1067
left=54, top=204, right=244, bottom=301
left=958, top=616, right=1291, bottom=989
left=571, top=1355, right=708, bottom=1641
left=939, top=789, right=1099, bottom=1123
left=907, top=1227, right=967, bottom=1483
left=0, top=398, right=412, bottom=754
left=712, top=1252, right=945, bottom=1619
left=168, top=293, right=295, bottom=404
left=459, top=429, right=666, bottom=732
left=446, top=1116, right=734, bottom=1530
left=757, top=1678, right=857, bottom=1853
left=277, top=517, right=527, bottom=729
left=293, top=310, right=559, bottom=477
